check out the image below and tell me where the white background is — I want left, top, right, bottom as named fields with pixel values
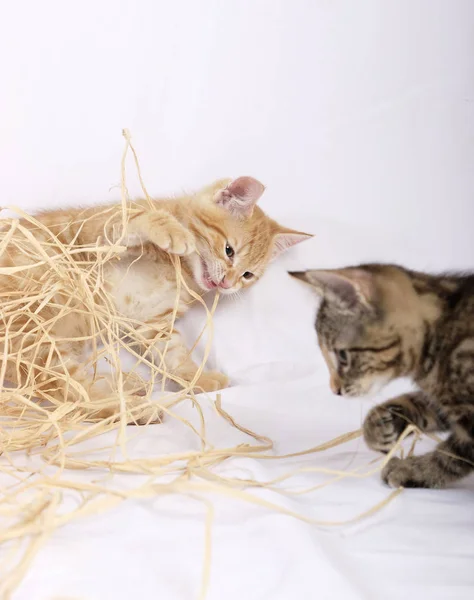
left=2, top=3, right=474, bottom=599
left=1, top=0, right=473, bottom=263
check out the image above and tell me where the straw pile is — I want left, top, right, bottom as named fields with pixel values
left=0, top=131, right=408, bottom=599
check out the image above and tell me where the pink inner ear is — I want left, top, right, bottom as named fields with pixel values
left=271, top=232, right=312, bottom=260
left=307, top=269, right=375, bottom=307
left=342, top=269, right=376, bottom=305
left=226, top=176, right=265, bottom=202
left=304, top=271, right=359, bottom=302
left=215, top=176, right=265, bottom=218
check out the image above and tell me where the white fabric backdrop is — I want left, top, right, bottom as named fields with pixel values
left=1, top=0, right=474, bottom=256
left=8, top=217, right=474, bottom=600
left=1, top=2, right=473, bottom=598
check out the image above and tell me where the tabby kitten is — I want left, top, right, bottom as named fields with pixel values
left=290, top=264, right=474, bottom=489
left=1, top=176, right=310, bottom=422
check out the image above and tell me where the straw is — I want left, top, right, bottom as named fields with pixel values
left=0, top=130, right=411, bottom=599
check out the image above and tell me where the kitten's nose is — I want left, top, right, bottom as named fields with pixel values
left=219, top=277, right=232, bottom=290
left=330, top=376, right=342, bottom=396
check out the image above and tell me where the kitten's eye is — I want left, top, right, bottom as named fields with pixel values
left=242, top=271, right=254, bottom=280
left=225, top=243, right=234, bottom=259
left=336, top=349, right=349, bottom=366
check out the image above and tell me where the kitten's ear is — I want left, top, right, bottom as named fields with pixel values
left=289, top=269, right=375, bottom=310
left=271, top=230, right=313, bottom=261
left=214, top=176, right=265, bottom=219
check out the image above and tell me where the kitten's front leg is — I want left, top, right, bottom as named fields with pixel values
left=382, top=403, right=474, bottom=488
left=126, top=210, right=195, bottom=255
left=38, top=354, right=162, bottom=425
left=382, top=416, right=474, bottom=489
left=363, top=392, right=448, bottom=453
left=86, top=374, right=163, bottom=425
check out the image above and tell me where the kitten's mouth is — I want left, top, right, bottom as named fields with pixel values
left=200, top=259, right=217, bottom=290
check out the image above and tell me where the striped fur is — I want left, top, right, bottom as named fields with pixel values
left=290, top=264, right=474, bottom=489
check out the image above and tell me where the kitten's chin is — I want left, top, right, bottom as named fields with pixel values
left=216, top=286, right=239, bottom=296
left=349, top=375, right=392, bottom=399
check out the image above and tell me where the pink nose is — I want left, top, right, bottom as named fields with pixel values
left=219, top=277, right=232, bottom=289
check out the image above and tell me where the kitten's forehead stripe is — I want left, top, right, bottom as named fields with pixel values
left=347, top=338, right=401, bottom=353
left=195, top=213, right=227, bottom=239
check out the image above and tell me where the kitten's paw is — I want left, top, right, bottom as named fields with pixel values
left=148, top=218, right=195, bottom=255
left=128, top=399, right=164, bottom=426
left=89, top=373, right=147, bottom=397
left=382, top=456, right=436, bottom=489
left=363, top=403, right=409, bottom=453
left=122, top=377, right=163, bottom=424
left=193, top=370, right=229, bottom=393
left=122, top=372, right=149, bottom=397
left=88, top=392, right=163, bottom=426
left=87, top=376, right=162, bottom=425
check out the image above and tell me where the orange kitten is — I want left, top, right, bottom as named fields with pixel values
left=0, top=177, right=310, bottom=422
